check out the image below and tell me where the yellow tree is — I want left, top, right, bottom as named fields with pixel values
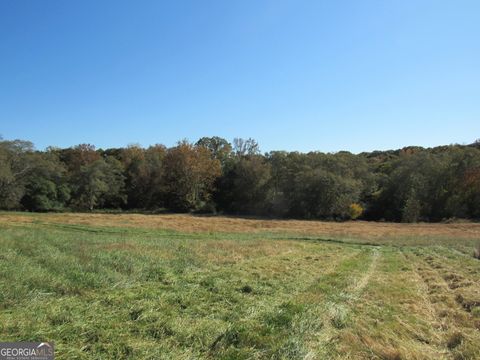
left=163, top=141, right=221, bottom=211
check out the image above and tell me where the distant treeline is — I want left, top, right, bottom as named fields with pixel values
left=1, top=136, right=480, bottom=222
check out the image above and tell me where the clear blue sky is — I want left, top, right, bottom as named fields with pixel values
left=1, top=1, right=479, bottom=153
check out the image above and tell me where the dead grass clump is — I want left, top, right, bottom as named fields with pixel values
left=443, top=273, right=469, bottom=290
left=437, top=309, right=449, bottom=318
left=444, top=273, right=462, bottom=282
left=455, top=293, right=480, bottom=312
left=373, top=344, right=402, bottom=360
left=446, top=332, right=463, bottom=349
left=361, top=336, right=402, bottom=360
left=380, top=348, right=402, bottom=360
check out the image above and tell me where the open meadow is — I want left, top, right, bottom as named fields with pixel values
left=1, top=213, right=480, bottom=359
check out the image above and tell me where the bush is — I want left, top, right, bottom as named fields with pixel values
left=348, top=203, right=364, bottom=220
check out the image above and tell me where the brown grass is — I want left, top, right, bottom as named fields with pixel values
left=1, top=212, right=480, bottom=241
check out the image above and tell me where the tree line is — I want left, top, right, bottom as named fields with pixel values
left=1, top=136, right=479, bottom=222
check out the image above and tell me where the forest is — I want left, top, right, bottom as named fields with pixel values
left=1, top=136, right=479, bottom=222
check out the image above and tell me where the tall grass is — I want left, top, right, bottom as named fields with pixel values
left=1, top=215, right=480, bottom=359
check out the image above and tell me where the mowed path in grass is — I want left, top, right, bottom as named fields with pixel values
left=0, top=214, right=479, bottom=359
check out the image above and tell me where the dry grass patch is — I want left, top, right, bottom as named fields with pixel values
left=2, top=212, right=480, bottom=245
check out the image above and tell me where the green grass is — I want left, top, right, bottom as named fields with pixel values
left=1, top=219, right=480, bottom=359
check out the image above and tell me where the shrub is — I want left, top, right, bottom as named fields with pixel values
left=348, top=203, right=364, bottom=220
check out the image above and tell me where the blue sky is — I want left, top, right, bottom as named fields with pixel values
left=1, top=0, right=479, bottom=153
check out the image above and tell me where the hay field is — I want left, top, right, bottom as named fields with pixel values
left=0, top=213, right=479, bottom=359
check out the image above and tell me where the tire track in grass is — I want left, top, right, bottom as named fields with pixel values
left=206, top=244, right=365, bottom=358
left=345, top=249, right=453, bottom=360
left=210, top=243, right=362, bottom=315
left=353, top=249, right=379, bottom=294
left=303, top=248, right=380, bottom=359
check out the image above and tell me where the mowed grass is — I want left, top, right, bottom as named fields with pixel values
left=1, top=213, right=480, bottom=359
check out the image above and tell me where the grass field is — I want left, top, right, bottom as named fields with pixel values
left=1, top=213, right=480, bottom=359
